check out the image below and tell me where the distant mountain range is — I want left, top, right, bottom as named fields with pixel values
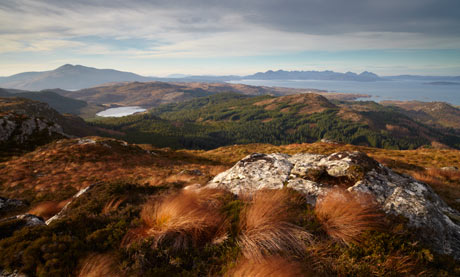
left=244, top=70, right=382, bottom=81
left=0, top=64, right=154, bottom=91
left=1, top=64, right=460, bottom=91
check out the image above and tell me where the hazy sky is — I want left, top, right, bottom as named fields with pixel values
left=1, top=0, right=460, bottom=76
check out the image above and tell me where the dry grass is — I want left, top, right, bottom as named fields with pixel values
left=226, top=256, right=310, bottom=277
left=78, top=253, right=124, bottom=277
left=0, top=137, right=228, bottom=203
left=102, top=196, right=127, bottom=215
left=377, top=252, right=420, bottom=276
left=238, top=189, right=312, bottom=261
left=128, top=188, right=229, bottom=250
left=410, top=167, right=460, bottom=210
left=28, top=199, right=69, bottom=220
left=315, top=188, right=383, bottom=245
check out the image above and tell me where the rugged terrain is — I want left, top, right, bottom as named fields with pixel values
left=381, top=100, right=460, bottom=129
left=0, top=97, right=102, bottom=159
left=0, top=136, right=459, bottom=276
left=0, top=88, right=88, bottom=115
left=92, top=92, right=460, bottom=150
left=57, top=81, right=367, bottom=111
left=1, top=84, right=460, bottom=276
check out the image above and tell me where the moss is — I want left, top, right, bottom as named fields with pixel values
left=0, top=181, right=167, bottom=276
left=0, top=218, right=28, bottom=240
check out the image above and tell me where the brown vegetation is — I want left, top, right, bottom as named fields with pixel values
left=226, top=256, right=310, bottom=277
left=238, top=189, right=312, bottom=260
left=411, top=167, right=460, bottom=210
left=129, top=188, right=229, bottom=250
left=0, top=137, right=226, bottom=204
left=28, top=199, right=69, bottom=219
left=102, top=196, right=127, bottom=215
left=78, top=253, right=123, bottom=277
left=315, top=188, right=382, bottom=245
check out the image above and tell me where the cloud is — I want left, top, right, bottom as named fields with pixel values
left=0, top=0, right=459, bottom=75
left=1, top=0, right=459, bottom=56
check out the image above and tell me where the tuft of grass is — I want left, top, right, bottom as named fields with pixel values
left=127, top=188, right=229, bottom=250
left=102, top=196, right=127, bottom=215
left=314, top=188, right=383, bottom=245
left=226, top=256, right=310, bottom=277
left=78, top=253, right=124, bottom=277
left=377, top=252, right=420, bottom=276
left=238, top=189, right=312, bottom=261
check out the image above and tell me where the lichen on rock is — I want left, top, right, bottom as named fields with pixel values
left=205, top=151, right=460, bottom=259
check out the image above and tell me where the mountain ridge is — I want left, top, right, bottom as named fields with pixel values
left=2, top=64, right=459, bottom=91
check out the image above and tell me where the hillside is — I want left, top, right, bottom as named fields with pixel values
left=0, top=137, right=459, bottom=276
left=381, top=100, right=460, bottom=129
left=92, top=93, right=460, bottom=150
left=57, top=81, right=368, bottom=111
left=0, top=97, right=100, bottom=158
left=0, top=64, right=154, bottom=91
left=0, top=88, right=88, bottom=115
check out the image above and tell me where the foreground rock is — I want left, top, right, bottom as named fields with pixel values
left=0, top=197, right=25, bottom=213
left=206, top=151, right=460, bottom=259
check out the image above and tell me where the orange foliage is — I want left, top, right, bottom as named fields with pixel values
left=78, top=253, right=123, bottom=277
left=226, top=256, right=310, bottom=277
left=28, top=199, right=69, bottom=219
left=238, top=189, right=312, bottom=261
left=126, top=188, right=229, bottom=250
left=315, top=188, right=382, bottom=245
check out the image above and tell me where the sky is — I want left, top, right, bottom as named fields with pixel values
left=1, top=0, right=460, bottom=77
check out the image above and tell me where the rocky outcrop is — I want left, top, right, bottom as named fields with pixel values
left=207, top=153, right=292, bottom=195
left=0, top=113, right=67, bottom=146
left=206, top=151, right=460, bottom=259
left=0, top=197, right=25, bottom=213
left=12, top=214, right=45, bottom=227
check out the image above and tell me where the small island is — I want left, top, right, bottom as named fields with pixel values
left=425, top=81, right=460, bottom=86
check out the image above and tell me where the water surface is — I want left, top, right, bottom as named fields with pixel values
left=228, top=79, right=460, bottom=105
left=96, top=106, right=146, bottom=117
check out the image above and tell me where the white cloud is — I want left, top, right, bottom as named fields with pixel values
left=0, top=0, right=459, bottom=75
left=1, top=0, right=459, bottom=58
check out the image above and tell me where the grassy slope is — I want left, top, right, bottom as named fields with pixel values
left=381, top=100, right=460, bottom=129
left=0, top=137, right=459, bottom=276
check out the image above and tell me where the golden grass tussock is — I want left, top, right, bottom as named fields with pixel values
left=78, top=253, right=124, bottom=277
left=238, top=189, right=312, bottom=261
left=28, top=199, right=69, bottom=220
left=314, top=188, right=383, bottom=245
left=226, top=256, right=311, bottom=277
left=129, top=188, right=229, bottom=250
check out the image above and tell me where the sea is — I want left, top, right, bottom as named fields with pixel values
left=227, top=79, right=460, bottom=106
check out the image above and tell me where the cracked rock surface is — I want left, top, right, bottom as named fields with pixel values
left=206, top=151, right=460, bottom=259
